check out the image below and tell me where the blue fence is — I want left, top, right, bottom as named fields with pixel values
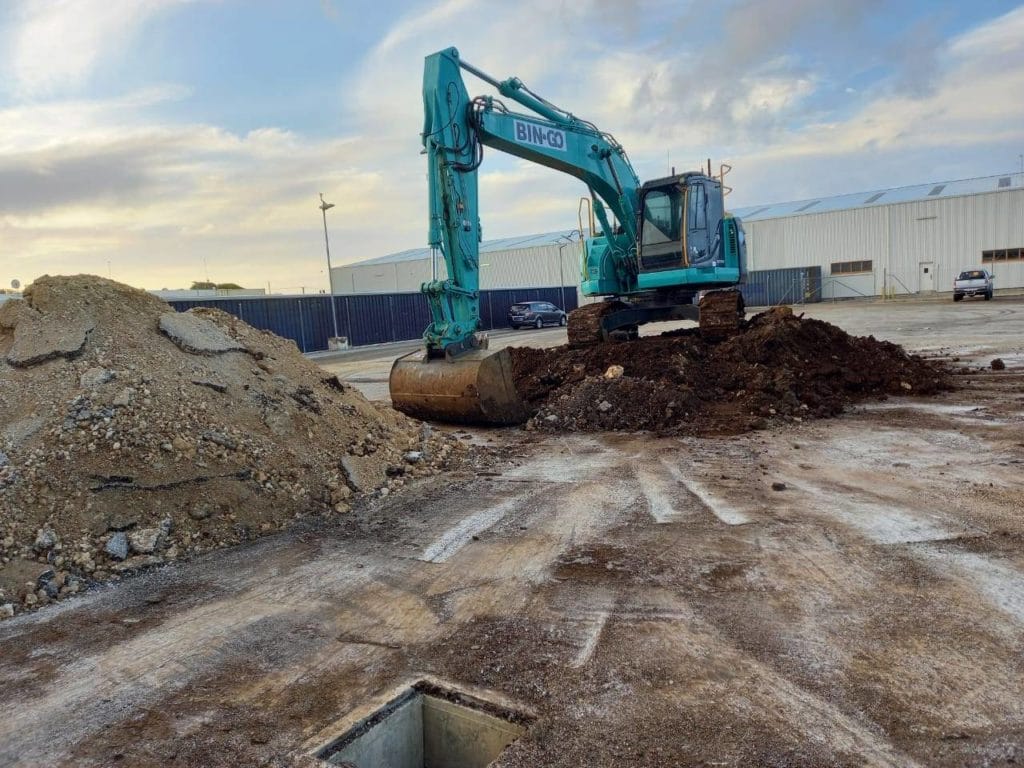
left=169, top=268, right=819, bottom=354
left=169, top=286, right=579, bottom=353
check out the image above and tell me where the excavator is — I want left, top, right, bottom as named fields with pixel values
left=389, top=47, right=747, bottom=424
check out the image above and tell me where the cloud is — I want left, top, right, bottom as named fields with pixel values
left=5, top=0, right=193, bottom=98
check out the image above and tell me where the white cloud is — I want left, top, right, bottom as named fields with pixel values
left=6, top=0, right=193, bottom=97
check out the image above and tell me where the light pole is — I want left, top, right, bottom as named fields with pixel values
left=555, top=230, right=582, bottom=310
left=319, top=193, right=340, bottom=344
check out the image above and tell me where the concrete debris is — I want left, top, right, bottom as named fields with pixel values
left=2, top=300, right=95, bottom=368
left=189, top=504, right=212, bottom=521
left=202, top=430, right=238, bottom=451
left=191, top=378, right=228, bottom=393
left=112, top=388, right=134, bottom=407
left=0, top=275, right=471, bottom=620
left=128, top=527, right=165, bottom=555
left=104, top=532, right=129, bottom=561
left=158, top=312, right=246, bottom=355
left=603, top=365, right=624, bottom=379
left=80, top=367, right=115, bottom=389
left=32, top=528, right=57, bottom=552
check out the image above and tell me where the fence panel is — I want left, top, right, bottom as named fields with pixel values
left=740, top=267, right=822, bottom=307
left=169, top=277, right=810, bottom=354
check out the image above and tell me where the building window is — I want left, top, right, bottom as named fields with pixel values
left=982, top=248, right=1022, bottom=262
left=830, top=260, right=873, bottom=275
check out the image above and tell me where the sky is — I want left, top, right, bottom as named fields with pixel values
left=1, top=0, right=1023, bottom=293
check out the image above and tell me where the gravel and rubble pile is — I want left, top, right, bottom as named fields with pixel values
left=511, top=306, right=952, bottom=435
left=0, top=275, right=467, bottom=619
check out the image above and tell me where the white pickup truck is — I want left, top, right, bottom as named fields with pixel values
left=953, top=268, right=993, bottom=302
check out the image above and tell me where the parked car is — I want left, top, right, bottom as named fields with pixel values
left=508, top=301, right=567, bottom=329
left=953, top=268, right=994, bottom=301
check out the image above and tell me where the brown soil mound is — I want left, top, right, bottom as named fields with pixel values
left=510, top=307, right=951, bottom=435
left=0, top=276, right=465, bottom=618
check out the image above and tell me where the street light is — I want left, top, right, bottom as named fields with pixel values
left=319, top=192, right=340, bottom=344
left=555, top=229, right=583, bottom=310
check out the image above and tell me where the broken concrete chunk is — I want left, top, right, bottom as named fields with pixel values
left=202, top=430, right=238, bottom=451
left=191, top=378, right=228, bottom=393
left=33, top=528, right=58, bottom=552
left=80, top=367, right=115, bottom=389
left=5, top=308, right=95, bottom=367
left=603, top=365, right=624, bottom=380
left=340, top=454, right=386, bottom=493
left=112, top=387, right=135, bottom=407
left=104, top=532, right=129, bottom=561
left=128, top=527, right=164, bottom=555
left=158, top=312, right=246, bottom=355
left=189, top=503, right=212, bottom=520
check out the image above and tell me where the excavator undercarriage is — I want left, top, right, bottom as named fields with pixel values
left=566, top=289, right=745, bottom=347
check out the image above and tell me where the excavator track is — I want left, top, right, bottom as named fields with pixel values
left=698, top=289, right=746, bottom=340
left=566, top=301, right=628, bottom=347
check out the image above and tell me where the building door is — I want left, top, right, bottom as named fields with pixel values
left=919, top=261, right=935, bottom=293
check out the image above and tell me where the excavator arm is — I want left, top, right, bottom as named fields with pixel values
left=420, top=47, right=641, bottom=357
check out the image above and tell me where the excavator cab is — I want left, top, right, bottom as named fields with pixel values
left=637, top=174, right=728, bottom=278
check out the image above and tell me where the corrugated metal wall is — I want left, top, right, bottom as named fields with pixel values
left=333, top=243, right=587, bottom=296
left=745, top=188, right=1024, bottom=295
left=169, top=286, right=578, bottom=353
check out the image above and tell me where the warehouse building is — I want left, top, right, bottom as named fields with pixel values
left=732, top=172, right=1024, bottom=299
left=330, top=231, right=585, bottom=305
left=333, top=172, right=1024, bottom=302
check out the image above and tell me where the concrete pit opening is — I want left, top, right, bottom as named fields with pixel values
left=316, top=681, right=531, bottom=768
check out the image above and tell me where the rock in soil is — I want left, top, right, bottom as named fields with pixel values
left=511, top=306, right=951, bottom=435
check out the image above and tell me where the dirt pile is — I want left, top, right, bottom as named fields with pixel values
left=0, top=275, right=466, bottom=618
left=511, top=307, right=951, bottom=435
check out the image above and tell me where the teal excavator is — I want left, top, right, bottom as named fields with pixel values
left=389, top=47, right=747, bottom=424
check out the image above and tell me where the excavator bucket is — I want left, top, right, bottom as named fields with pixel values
left=389, top=348, right=528, bottom=425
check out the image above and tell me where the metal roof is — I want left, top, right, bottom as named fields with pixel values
left=730, top=172, right=1021, bottom=222
left=348, top=229, right=583, bottom=267
left=351, top=173, right=1022, bottom=267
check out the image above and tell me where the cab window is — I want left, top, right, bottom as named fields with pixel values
left=690, top=184, right=706, bottom=230
left=640, top=187, right=684, bottom=270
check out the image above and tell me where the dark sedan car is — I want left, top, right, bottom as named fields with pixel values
left=508, top=301, right=567, bottom=329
